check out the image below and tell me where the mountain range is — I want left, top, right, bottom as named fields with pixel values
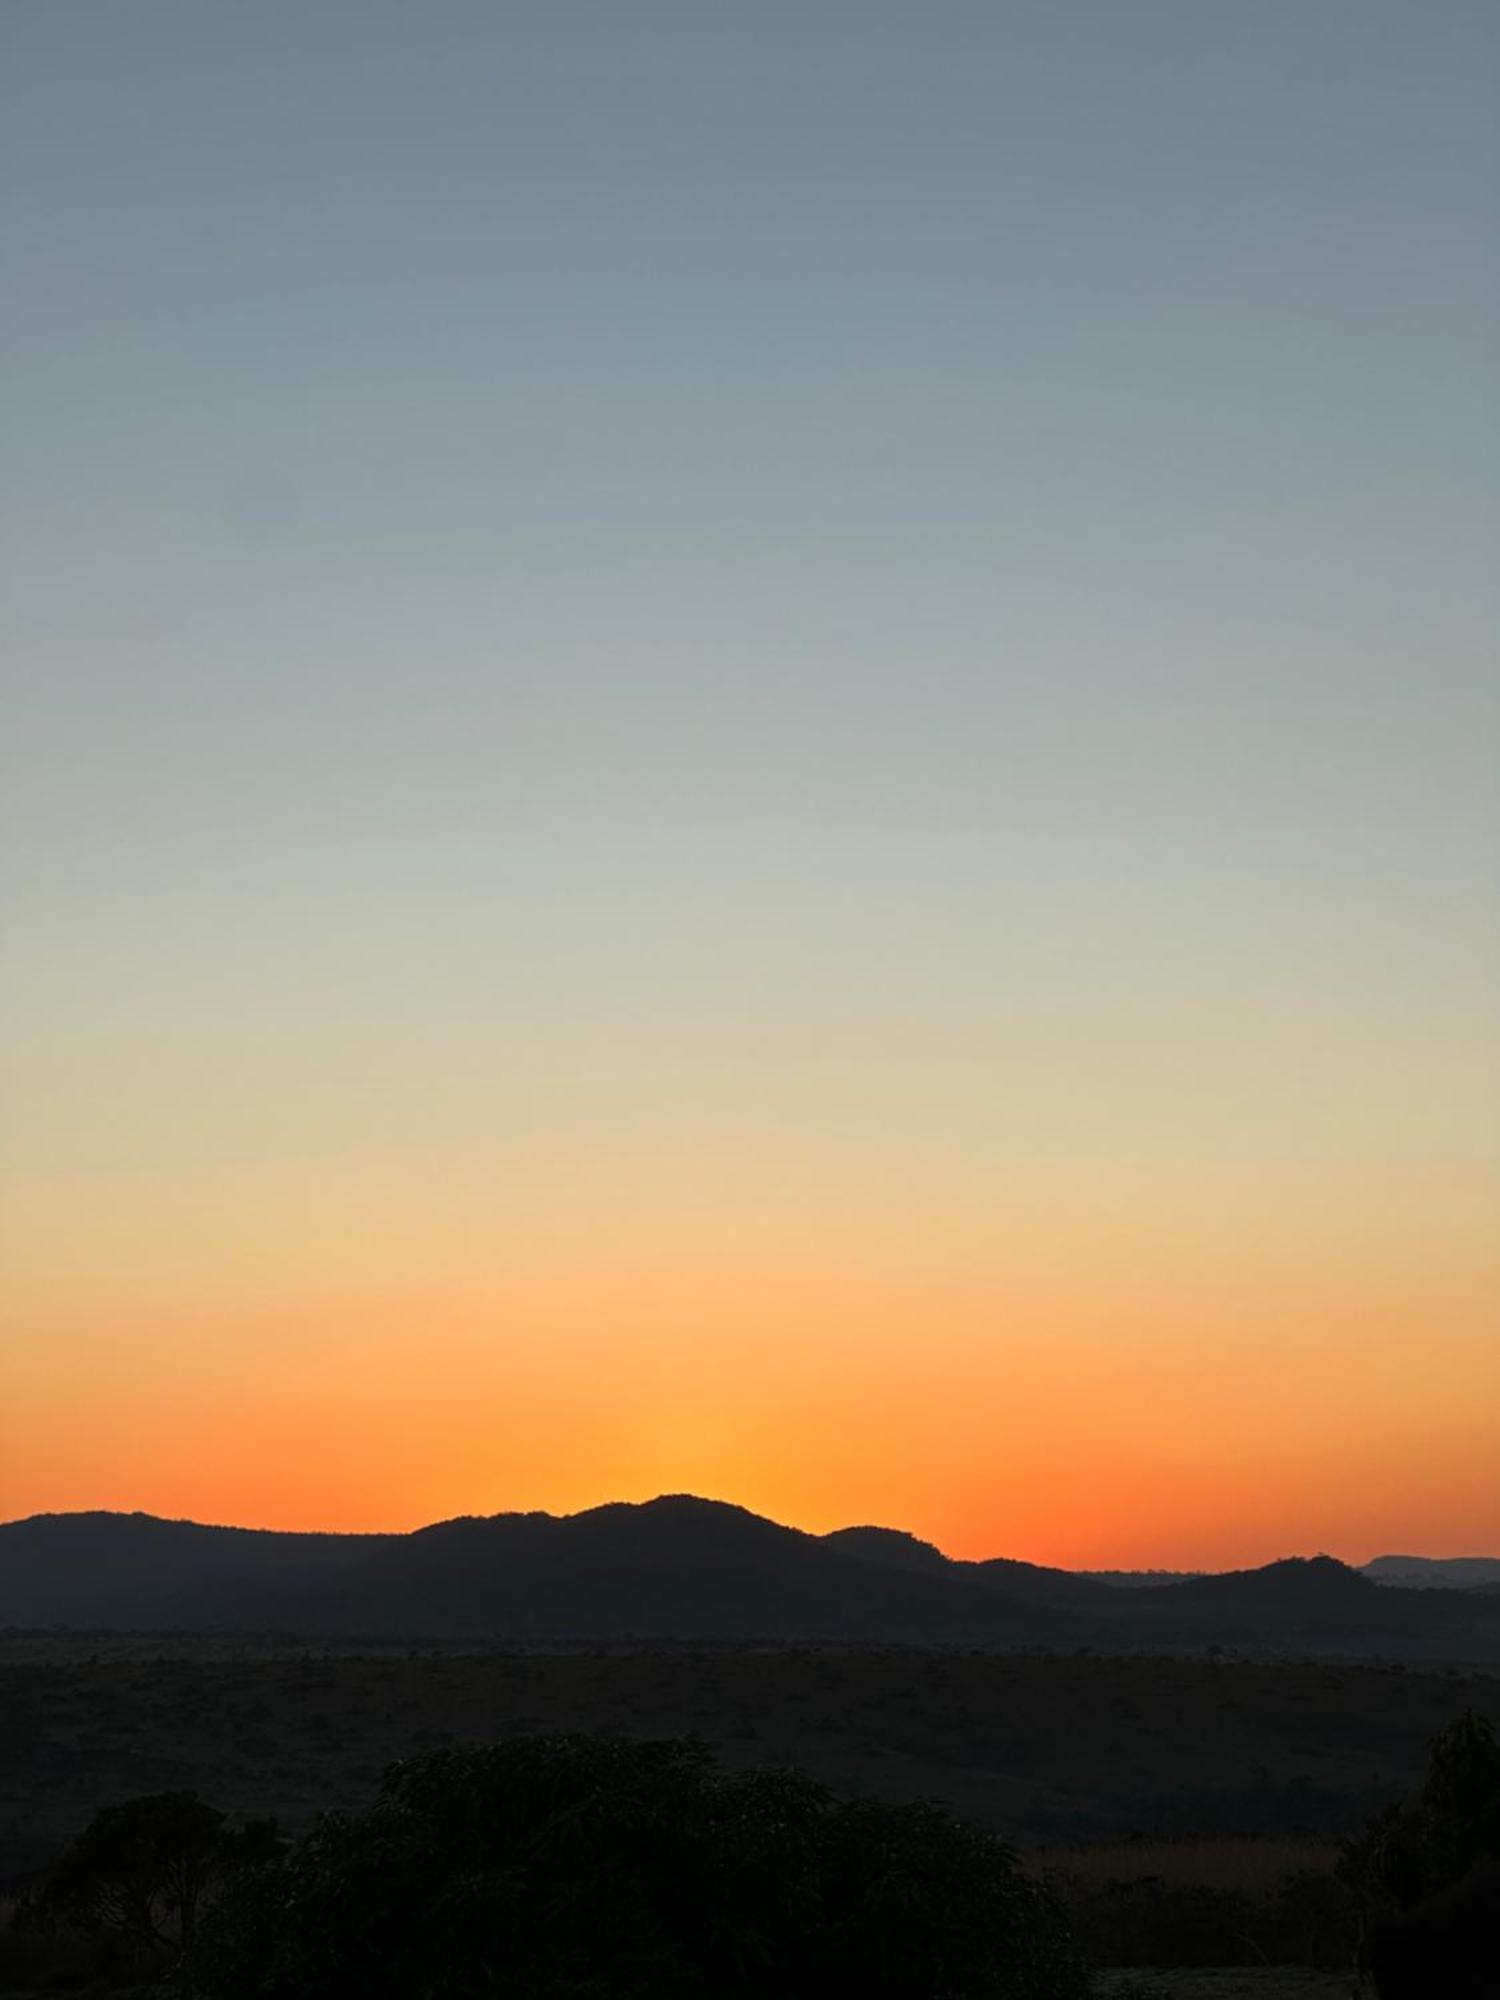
left=3, top=1499, right=1499, bottom=1659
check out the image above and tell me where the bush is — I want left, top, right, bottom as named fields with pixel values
left=181, top=1735, right=1088, bottom=1998
left=1269, top=1865, right=1360, bottom=1967
left=1054, top=1875, right=1260, bottom=1968
left=1049, top=1857, right=1358, bottom=1970
left=1340, top=1710, right=1500, bottom=1915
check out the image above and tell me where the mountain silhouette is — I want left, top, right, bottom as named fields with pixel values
left=822, top=1525, right=954, bottom=1576
left=1362, top=1554, right=1500, bottom=1590
left=3, top=1499, right=1498, bottom=1657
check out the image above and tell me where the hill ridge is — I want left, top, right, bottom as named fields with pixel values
left=3, top=1498, right=1499, bottom=1657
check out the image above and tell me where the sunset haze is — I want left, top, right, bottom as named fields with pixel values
left=3, top=1, right=1497, bottom=1568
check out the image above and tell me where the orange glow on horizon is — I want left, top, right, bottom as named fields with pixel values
left=5, top=1208, right=1497, bottom=1570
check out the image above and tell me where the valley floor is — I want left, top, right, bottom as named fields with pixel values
left=2, top=1636, right=1494, bottom=1879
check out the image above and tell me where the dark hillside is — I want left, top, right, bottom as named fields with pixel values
left=4, top=1501, right=1499, bottom=1657
left=0, top=1512, right=387, bottom=1628
left=256, top=1496, right=1081, bottom=1643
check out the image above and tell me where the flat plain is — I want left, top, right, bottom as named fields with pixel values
left=3, top=1636, right=1494, bottom=1881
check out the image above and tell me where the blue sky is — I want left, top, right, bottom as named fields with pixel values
left=6, top=1, right=1495, bottom=851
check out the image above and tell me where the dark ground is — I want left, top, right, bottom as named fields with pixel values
left=1093, top=1977, right=1358, bottom=1996
left=3, top=1636, right=1494, bottom=1881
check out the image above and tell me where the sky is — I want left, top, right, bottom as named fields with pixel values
left=2, top=1, right=1496, bottom=1566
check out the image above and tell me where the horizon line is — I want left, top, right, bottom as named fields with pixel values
left=4, top=1493, right=1492, bottom=1574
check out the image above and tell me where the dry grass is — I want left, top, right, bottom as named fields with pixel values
left=1041, top=1836, right=1341, bottom=1896
left=1039, top=1834, right=1360, bottom=1975
left=1094, top=1975, right=1363, bottom=1998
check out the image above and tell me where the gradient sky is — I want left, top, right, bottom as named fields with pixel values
left=2, top=1, right=1497, bottom=1566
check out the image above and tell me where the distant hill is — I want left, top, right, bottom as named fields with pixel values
left=828, top=1528, right=1500, bottom=1659
left=0, top=1501, right=1068, bottom=1648
left=1362, top=1555, right=1500, bottom=1591
left=1078, top=1568, right=1203, bottom=1587
left=1071, top=1556, right=1500, bottom=1593
left=0, top=1510, right=390, bottom=1627
left=822, top=1525, right=954, bottom=1576
left=3, top=1499, right=1499, bottom=1659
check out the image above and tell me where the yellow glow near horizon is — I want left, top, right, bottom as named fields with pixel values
left=5, top=1135, right=1496, bottom=1566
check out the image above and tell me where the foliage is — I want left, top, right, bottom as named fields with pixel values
left=1338, top=1709, right=1500, bottom=1913
left=1061, top=1877, right=1259, bottom=1969
left=1048, top=1865, right=1358, bottom=1972
left=1265, top=1867, right=1358, bottom=1968
left=28, top=1791, right=281, bottom=1958
left=181, top=1734, right=1089, bottom=1998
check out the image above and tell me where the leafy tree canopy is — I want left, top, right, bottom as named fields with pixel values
left=32, top=1791, right=279, bottom=1955
left=1341, top=1710, right=1500, bottom=1913
left=182, top=1734, right=1088, bottom=1999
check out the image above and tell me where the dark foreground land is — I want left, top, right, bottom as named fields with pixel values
left=2, top=1636, right=1493, bottom=1881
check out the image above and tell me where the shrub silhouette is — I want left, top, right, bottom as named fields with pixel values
left=1340, top=1710, right=1500, bottom=1997
left=1051, top=1863, right=1358, bottom=1972
left=181, top=1734, right=1088, bottom=1998
left=1340, top=1710, right=1500, bottom=1913
left=1060, top=1875, right=1260, bottom=1968
left=1363, top=1861, right=1500, bottom=2000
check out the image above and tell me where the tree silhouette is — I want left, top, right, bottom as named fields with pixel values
left=181, top=1734, right=1088, bottom=1998
left=1340, top=1710, right=1500, bottom=1997
left=1341, top=1710, right=1500, bottom=1913
left=33, top=1791, right=280, bottom=1956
